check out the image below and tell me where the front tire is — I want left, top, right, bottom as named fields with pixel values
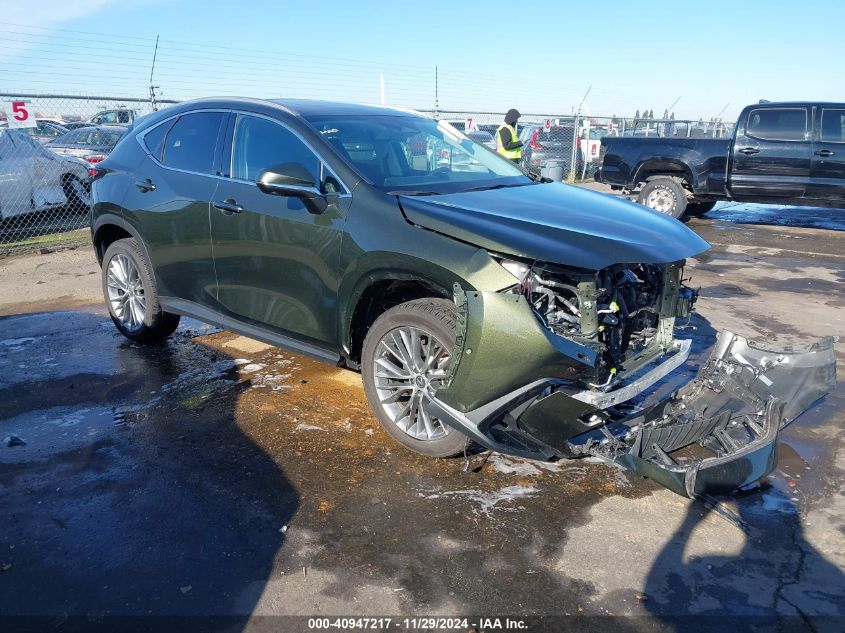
left=361, top=298, right=467, bottom=458
left=637, top=177, right=688, bottom=219
left=101, top=238, right=180, bottom=343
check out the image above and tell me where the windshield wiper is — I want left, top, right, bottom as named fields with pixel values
left=387, top=190, right=441, bottom=196
left=458, top=182, right=533, bottom=193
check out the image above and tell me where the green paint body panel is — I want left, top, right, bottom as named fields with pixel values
left=435, top=287, right=595, bottom=413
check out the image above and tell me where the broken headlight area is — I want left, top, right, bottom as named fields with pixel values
left=498, top=258, right=698, bottom=390
left=427, top=285, right=836, bottom=497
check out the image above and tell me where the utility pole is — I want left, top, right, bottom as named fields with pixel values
left=569, top=85, right=591, bottom=182
left=434, top=66, right=439, bottom=119
left=148, top=35, right=160, bottom=111
left=664, top=96, right=681, bottom=117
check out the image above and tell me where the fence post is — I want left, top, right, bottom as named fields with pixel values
left=568, top=114, right=579, bottom=183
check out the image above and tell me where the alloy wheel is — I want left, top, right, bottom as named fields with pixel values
left=106, top=254, right=146, bottom=331
left=372, top=326, right=451, bottom=441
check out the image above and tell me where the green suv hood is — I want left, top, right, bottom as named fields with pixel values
left=399, top=182, right=710, bottom=269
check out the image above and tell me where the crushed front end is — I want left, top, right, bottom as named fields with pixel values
left=426, top=262, right=836, bottom=497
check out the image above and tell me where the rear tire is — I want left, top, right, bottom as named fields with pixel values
left=685, top=200, right=717, bottom=215
left=361, top=298, right=467, bottom=458
left=101, top=238, right=180, bottom=344
left=637, top=178, right=687, bottom=219
left=62, top=174, right=91, bottom=214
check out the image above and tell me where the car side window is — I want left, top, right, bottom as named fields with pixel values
left=143, top=119, right=175, bottom=161
left=231, top=115, right=321, bottom=185
left=820, top=108, right=845, bottom=143
left=162, top=112, right=225, bottom=175
left=746, top=108, right=807, bottom=142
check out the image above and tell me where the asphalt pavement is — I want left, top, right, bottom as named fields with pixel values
left=0, top=197, right=843, bottom=632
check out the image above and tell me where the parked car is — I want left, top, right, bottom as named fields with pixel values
left=597, top=101, right=845, bottom=218
left=90, top=97, right=834, bottom=498
left=0, top=128, right=91, bottom=219
left=46, top=126, right=127, bottom=164
left=466, top=129, right=497, bottom=151
left=519, top=124, right=583, bottom=180
left=63, top=108, right=138, bottom=130
left=0, top=119, right=69, bottom=144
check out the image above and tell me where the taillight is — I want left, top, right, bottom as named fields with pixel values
left=85, top=154, right=106, bottom=164
left=530, top=129, right=544, bottom=149
left=88, top=164, right=109, bottom=180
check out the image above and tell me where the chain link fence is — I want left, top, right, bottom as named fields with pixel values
left=0, top=94, right=178, bottom=254
left=0, top=93, right=732, bottom=255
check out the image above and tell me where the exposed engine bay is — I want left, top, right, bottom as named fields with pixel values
left=505, top=260, right=698, bottom=390
left=425, top=267, right=836, bottom=498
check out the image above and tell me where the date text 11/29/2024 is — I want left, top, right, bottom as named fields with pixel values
left=307, top=617, right=528, bottom=630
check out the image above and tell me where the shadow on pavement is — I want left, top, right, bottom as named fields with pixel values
left=642, top=487, right=845, bottom=632
left=0, top=309, right=298, bottom=631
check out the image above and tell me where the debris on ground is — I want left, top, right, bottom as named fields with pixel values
left=5, top=435, right=26, bottom=447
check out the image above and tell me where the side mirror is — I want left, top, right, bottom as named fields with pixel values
left=256, top=162, right=327, bottom=214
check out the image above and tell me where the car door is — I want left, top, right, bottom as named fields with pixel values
left=122, top=110, right=227, bottom=309
left=730, top=106, right=811, bottom=198
left=0, top=130, right=34, bottom=218
left=17, top=133, right=65, bottom=207
left=210, top=113, right=350, bottom=351
left=808, top=106, right=845, bottom=203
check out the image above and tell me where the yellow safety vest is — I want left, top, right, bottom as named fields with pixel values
left=496, top=124, right=522, bottom=159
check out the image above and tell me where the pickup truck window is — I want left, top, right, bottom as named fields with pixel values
left=821, top=108, right=845, bottom=143
left=746, top=107, right=806, bottom=142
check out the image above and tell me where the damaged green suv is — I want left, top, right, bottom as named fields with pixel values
left=91, top=98, right=836, bottom=498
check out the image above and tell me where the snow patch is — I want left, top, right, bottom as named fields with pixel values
left=419, top=485, right=538, bottom=515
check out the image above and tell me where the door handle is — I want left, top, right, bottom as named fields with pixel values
left=212, top=199, right=243, bottom=215
left=738, top=147, right=760, bottom=155
left=134, top=178, right=156, bottom=192
left=814, top=149, right=835, bottom=157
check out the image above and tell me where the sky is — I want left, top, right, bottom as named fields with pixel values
left=0, top=0, right=843, bottom=121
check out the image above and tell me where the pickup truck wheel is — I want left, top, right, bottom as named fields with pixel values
left=102, top=238, right=181, bottom=343
left=685, top=200, right=717, bottom=215
left=637, top=178, right=687, bottom=219
left=362, top=298, right=467, bottom=458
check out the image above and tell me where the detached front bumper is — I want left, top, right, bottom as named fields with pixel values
left=426, top=288, right=837, bottom=497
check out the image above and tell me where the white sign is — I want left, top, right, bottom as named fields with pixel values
left=3, top=101, right=36, bottom=128
left=544, top=118, right=551, bottom=133
left=465, top=117, right=473, bottom=132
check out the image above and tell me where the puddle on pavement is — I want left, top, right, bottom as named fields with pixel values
left=1, top=405, right=115, bottom=463
left=707, top=202, right=845, bottom=231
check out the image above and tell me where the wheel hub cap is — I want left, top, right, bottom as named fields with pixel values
left=372, top=326, right=451, bottom=441
left=646, top=187, right=676, bottom=214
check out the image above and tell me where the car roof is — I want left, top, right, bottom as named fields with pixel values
left=162, top=96, right=427, bottom=119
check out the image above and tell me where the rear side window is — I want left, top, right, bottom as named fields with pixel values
left=746, top=108, right=807, bottom=141
left=162, top=112, right=224, bottom=174
left=54, top=129, right=83, bottom=145
left=231, top=115, right=320, bottom=183
left=820, top=108, right=845, bottom=143
left=143, top=120, right=175, bottom=161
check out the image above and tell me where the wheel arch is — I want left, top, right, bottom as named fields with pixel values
left=343, top=272, right=452, bottom=368
left=92, top=214, right=151, bottom=266
left=631, top=159, right=695, bottom=191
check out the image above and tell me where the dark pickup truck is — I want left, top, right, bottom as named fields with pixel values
left=596, top=101, right=845, bottom=218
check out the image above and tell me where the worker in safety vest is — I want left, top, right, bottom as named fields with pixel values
left=496, top=109, right=523, bottom=163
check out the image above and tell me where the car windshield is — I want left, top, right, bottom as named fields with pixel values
left=305, top=114, right=530, bottom=193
